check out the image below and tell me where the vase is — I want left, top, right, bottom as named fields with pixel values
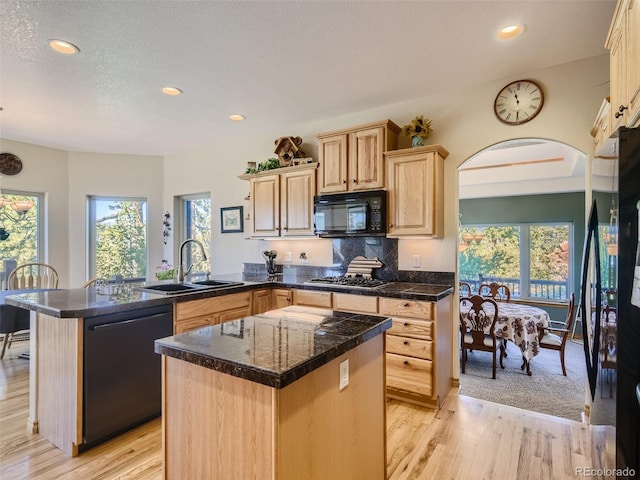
left=411, top=135, right=425, bottom=148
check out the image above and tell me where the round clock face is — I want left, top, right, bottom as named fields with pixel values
left=494, top=80, right=544, bottom=125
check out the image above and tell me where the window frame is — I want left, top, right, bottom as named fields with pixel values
left=87, top=195, right=149, bottom=281
left=459, top=221, right=574, bottom=302
left=0, top=189, right=45, bottom=267
left=175, top=193, right=211, bottom=279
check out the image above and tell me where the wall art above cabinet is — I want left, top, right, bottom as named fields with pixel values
left=316, top=119, right=400, bottom=194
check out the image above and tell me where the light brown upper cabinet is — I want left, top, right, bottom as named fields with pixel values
left=317, top=119, right=400, bottom=194
left=384, top=145, right=449, bottom=238
left=606, top=0, right=640, bottom=132
left=241, top=163, right=317, bottom=238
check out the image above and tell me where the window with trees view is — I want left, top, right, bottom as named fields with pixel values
left=89, top=197, right=147, bottom=281
left=181, top=195, right=211, bottom=279
left=0, top=192, right=42, bottom=277
left=459, top=223, right=571, bottom=301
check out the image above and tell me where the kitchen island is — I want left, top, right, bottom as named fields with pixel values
left=6, top=276, right=451, bottom=457
left=155, top=305, right=392, bottom=480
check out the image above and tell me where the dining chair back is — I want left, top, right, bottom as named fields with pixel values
left=599, top=303, right=617, bottom=397
left=2, top=263, right=59, bottom=359
left=602, top=304, right=617, bottom=323
left=478, top=282, right=511, bottom=302
left=459, top=282, right=472, bottom=297
left=459, top=295, right=504, bottom=379
left=82, top=277, right=108, bottom=289
left=7, top=263, right=59, bottom=290
left=537, top=292, right=575, bottom=376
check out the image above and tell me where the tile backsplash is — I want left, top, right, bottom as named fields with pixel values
left=244, top=237, right=454, bottom=285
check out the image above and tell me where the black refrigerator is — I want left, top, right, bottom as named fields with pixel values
left=585, top=127, right=640, bottom=475
left=615, top=126, right=640, bottom=475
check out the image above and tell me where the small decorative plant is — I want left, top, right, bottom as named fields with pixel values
left=156, top=261, right=176, bottom=280
left=401, top=115, right=433, bottom=145
left=245, top=158, right=281, bottom=174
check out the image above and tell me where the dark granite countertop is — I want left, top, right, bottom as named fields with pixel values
left=154, top=306, right=392, bottom=388
left=5, top=273, right=453, bottom=318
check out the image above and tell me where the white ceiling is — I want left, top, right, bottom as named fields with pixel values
left=0, top=0, right=616, bottom=157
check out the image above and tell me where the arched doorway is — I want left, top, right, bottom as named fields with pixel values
left=455, top=137, right=595, bottom=422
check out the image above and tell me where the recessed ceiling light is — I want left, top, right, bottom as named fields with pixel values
left=162, top=87, right=183, bottom=96
left=49, top=39, right=79, bottom=54
left=497, top=24, right=524, bottom=40
left=229, top=114, right=246, bottom=121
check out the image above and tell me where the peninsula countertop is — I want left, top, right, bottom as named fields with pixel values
left=5, top=274, right=454, bottom=318
left=155, top=305, right=392, bottom=388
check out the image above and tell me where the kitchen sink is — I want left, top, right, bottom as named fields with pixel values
left=188, top=280, right=244, bottom=288
left=136, top=280, right=244, bottom=295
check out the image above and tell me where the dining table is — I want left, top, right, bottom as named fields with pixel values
left=461, top=300, right=550, bottom=376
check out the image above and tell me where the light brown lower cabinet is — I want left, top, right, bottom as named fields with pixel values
left=381, top=296, right=452, bottom=407
left=292, top=289, right=333, bottom=308
left=174, top=291, right=252, bottom=333
left=252, top=288, right=273, bottom=314
left=272, top=288, right=293, bottom=309
left=161, top=334, right=386, bottom=479
left=330, top=292, right=452, bottom=408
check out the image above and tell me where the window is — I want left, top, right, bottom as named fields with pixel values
left=180, top=195, right=211, bottom=279
left=89, top=197, right=147, bottom=281
left=0, top=191, right=43, bottom=282
left=459, top=223, right=571, bottom=301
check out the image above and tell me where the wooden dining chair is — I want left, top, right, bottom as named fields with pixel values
left=459, top=282, right=472, bottom=297
left=537, top=292, right=575, bottom=376
left=82, top=277, right=108, bottom=288
left=478, top=282, right=511, bottom=302
left=459, top=295, right=504, bottom=379
left=7, top=263, right=59, bottom=290
left=2, top=263, right=59, bottom=358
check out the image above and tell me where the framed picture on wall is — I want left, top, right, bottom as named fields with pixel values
left=220, top=206, right=243, bottom=233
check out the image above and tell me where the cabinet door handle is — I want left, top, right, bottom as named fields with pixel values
left=403, top=302, right=410, bottom=307
left=342, top=180, right=346, bottom=184
left=403, top=360, right=409, bottom=365
left=403, top=340, right=409, bottom=345
left=615, top=105, right=628, bottom=118
left=403, top=322, right=409, bottom=326
left=352, top=179, right=356, bottom=183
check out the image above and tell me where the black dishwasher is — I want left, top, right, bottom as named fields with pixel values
left=82, top=304, right=173, bottom=450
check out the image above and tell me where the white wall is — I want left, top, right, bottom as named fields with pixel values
left=0, top=54, right=609, bottom=283
left=67, top=152, right=163, bottom=287
left=165, top=54, right=609, bottom=274
left=0, top=139, right=70, bottom=284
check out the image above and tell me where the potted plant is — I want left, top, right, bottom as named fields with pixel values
left=401, top=115, right=433, bottom=147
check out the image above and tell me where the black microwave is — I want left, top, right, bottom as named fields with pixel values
left=313, top=190, right=386, bottom=237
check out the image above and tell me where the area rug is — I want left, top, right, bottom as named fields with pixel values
left=458, top=339, right=614, bottom=423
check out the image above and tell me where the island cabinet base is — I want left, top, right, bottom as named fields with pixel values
left=161, top=335, right=387, bottom=480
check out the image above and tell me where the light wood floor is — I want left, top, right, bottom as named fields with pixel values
left=0, top=342, right=615, bottom=480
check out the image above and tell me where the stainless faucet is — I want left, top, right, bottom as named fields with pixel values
left=177, top=239, right=208, bottom=283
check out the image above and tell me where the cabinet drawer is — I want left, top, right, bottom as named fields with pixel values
left=174, top=315, right=216, bottom=334
left=218, top=305, right=252, bottom=323
left=333, top=293, right=378, bottom=314
left=176, top=291, right=251, bottom=320
left=386, top=353, right=432, bottom=397
left=380, top=297, right=433, bottom=320
left=386, top=334, right=432, bottom=360
left=387, top=318, right=433, bottom=340
left=294, top=290, right=333, bottom=308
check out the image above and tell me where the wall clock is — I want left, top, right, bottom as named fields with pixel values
left=493, top=79, right=544, bottom=125
left=0, top=153, right=23, bottom=175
